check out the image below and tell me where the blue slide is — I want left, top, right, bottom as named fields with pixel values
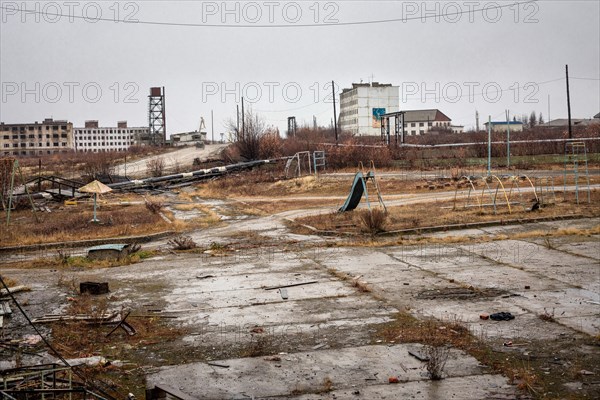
left=338, top=172, right=367, bottom=212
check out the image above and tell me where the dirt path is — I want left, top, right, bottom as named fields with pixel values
left=113, top=144, right=228, bottom=177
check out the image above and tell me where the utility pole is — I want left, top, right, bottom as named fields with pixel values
left=566, top=64, right=572, bottom=139
left=332, top=80, right=338, bottom=145
left=236, top=104, right=240, bottom=139
left=487, top=115, right=492, bottom=176
left=475, top=110, right=480, bottom=132
left=211, top=110, right=214, bottom=143
left=241, top=97, right=245, bottom=139
left=505, top=110, right=511, bottom=168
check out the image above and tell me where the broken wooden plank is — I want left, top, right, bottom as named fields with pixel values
left=0, top=285, right=29, bottom=297
left=264, top=281, right=318, bottom=291
left=31, top=312, right=118, bottom=324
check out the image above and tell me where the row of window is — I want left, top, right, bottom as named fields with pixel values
left=3, top=142, right=67, bottom=148
left=76, top=135, right=132, bottom=141
left=76, top=129, right=146, bottom=134
left=3, top=150, right=71, bottom=156
left=4, top=125, right=68, bottom=131
left=78, top=142, right=134, bottom=147
left=78, top=148, right=128, bottom=152
left=2, top=133, right=68, bottom=140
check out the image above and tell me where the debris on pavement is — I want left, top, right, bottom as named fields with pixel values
left=489, top=312, right=515, bottom=321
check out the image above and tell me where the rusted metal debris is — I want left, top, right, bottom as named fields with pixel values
left=264, top=281, right=318, bottom=291
left=106, top=311, right=137, bottom=337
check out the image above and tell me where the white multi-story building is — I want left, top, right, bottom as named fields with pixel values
left=74, top=121, right=148, bottom=152
left=339, top=82, right=399, bottom=136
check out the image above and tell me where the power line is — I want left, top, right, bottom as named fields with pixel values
left=570, top=77, right=600, bottom=81
left=0, top=1, right=538, bottom=29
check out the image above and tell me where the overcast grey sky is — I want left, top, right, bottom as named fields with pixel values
left=1, top=0, right=599, bottom=137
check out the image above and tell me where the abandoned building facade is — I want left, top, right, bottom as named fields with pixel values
left=74, top=120, right=148, bottom=152
left=0, top=118, right=74, bottom=157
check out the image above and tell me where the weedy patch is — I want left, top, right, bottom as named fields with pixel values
left=539, top=308, right=555, bottom=322
left=168, top=235, right=197, bottom=250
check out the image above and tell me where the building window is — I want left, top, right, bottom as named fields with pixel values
left=411, top=123, right=416, bottom=127
left=420, top=130, right=424, bottom=134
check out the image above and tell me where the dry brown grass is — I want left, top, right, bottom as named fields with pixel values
left=0, top=192, right=227, bottom=247
left=294, top=190, right=600, bottom=235
left=0, top=200, right=172, bottom=247
left=358, top=208, right=388, bottom=234
left=0, top=275, right=19, bottom=287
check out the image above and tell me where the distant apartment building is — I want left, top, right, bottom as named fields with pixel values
left=484, top=121, right=524, bottom=133
left=74, top=121, right=148, bottom=152
left=171, top=131, right=207, bottom=147
left=339, top=82, right=400, bottom=136
left=0, top=118, right=73, bottom=157
left=403, top=109, right=463, bottom=135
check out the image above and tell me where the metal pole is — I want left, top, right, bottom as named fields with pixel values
left=241, top=97, right=245, bottom=139
left=93, top=193, right=98, bottom=222
left=332, top=80, right=338, bottom=145
left=162, top=86, right=167, bottom=145
left=566, top=65, right=572, bottom=139
left=6, top=159, right=16, bottom=226
left=211, top=109, right=214, bottom=143
left=506, top=110, right=510, bottom=168
left=236, top=104, right=240, bottom=139
left=487, top=115, right=492, bottom=176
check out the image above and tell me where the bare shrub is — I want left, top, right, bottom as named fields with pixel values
left=81, top=151, right=118, bottom=180
left=424, top=343, right=450, bottom=380
left=358, top=208, right=388, bottom=234
left=168, top=235, right=197, bottom=250
left=146, top=157, right=165, bottom=177
left=227, top=107, right=267, bottom=161
left=258, top=129, right=283, bottom=159
left=144, top=199, right=164, bottom=214
left=325, top=140, right=393, bottom=169
left=421, top=322, right=451, bottom=380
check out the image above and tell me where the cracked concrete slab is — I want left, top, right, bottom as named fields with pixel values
left=146, top=344, right=514, bottom=399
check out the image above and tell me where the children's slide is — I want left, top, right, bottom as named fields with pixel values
left=338, top=171, right=367, bottom=212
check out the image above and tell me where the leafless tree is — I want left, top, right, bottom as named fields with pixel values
left=227, top=107, right=267, bottom=160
